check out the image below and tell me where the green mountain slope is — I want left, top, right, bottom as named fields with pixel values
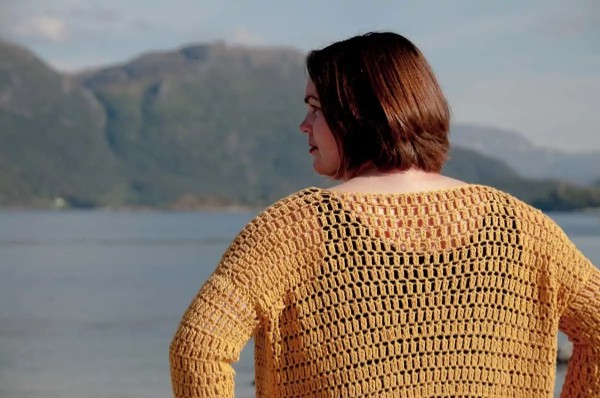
left=0, top=39, right=128, bottom=207
left=79, top=43, right=324, bottom=205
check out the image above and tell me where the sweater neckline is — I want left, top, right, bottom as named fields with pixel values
left=308, top=183, right=493, bottom=200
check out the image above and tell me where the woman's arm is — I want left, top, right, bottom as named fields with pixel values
left=553, top=227, right=600, bottom=397
left=559, top=264, right=600, bottom=397
left=169, top=193, right=318, bottom=397
left=169, top=267, right=259, bottom=397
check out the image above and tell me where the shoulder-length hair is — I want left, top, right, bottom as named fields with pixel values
left=306, top=32, right=451, bottom=180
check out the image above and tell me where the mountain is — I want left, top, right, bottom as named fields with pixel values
left=451, top=124, right=600, bottom=184
left=77, top=42, right=325, bottom=205
left=442, top=146, right=600, bottom=211
left=0, top=38, right=599, bottom=211
left=0, top=39, right=128, bottom=207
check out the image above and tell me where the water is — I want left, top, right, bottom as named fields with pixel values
left=0, top=210, right=598, bottom=397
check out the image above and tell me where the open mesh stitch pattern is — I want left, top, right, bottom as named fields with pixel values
left=169, top=185, right=600, bottom=398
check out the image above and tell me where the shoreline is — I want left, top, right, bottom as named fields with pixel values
left=1, top=202, right=599, bottom=213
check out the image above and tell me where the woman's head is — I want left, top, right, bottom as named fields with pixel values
left=300, top=32, right=450, bottom=180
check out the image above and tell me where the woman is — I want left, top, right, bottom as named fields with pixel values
left=170, top=32, right=599, bottom=397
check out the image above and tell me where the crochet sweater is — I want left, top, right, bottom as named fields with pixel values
left=169, top=185, right=600, bottom=397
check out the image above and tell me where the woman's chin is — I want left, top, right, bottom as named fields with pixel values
left=312, top=161, right=337, bottom=178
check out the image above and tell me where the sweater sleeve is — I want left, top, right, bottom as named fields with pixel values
left=552, top=225, right=600, bottom=397
left=169, top=194, right=317, bottom=397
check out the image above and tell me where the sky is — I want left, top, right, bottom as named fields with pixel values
left=1, top=0, right=599, bottom=152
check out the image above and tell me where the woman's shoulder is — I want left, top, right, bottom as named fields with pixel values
left=482, top=185, right=548, bottom=217
left=242, top=187, right=326, bottom=232
left=478, top=185, right=572, bottom=241
left=261, top=187, right=323, bottom=214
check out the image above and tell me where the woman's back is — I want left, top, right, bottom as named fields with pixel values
left=170, top=185, right=599, bottom=397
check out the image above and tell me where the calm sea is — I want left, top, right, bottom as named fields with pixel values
left=0, top=210, right=598, bottom=398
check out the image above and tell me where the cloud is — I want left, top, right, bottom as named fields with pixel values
left=451, top=76, right=600, bottom=152
left=68, top=5, right=119, bottom=23
left=230, top=28, right=267, bottom=46
left=11, top=15, right=69, bottom=43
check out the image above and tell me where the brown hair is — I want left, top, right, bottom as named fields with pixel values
left=306, top=32, right=450, bottom=180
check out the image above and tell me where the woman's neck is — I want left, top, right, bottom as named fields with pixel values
left=329, top=168, right=467, bottom=194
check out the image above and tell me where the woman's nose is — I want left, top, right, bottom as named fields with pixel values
left=299, top=117, right=310, bottom=134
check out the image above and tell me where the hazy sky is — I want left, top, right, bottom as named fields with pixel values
left=1, top=0, right=599, bottom=152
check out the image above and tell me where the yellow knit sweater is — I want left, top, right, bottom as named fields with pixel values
left=169, top=185, right=600, bottom=397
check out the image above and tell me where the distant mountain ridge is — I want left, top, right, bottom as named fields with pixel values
left=451, top=124, right=600, bottom=184
left=1, top=38, right=599, bottom=211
